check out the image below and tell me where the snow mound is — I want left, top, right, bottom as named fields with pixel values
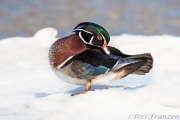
left=34, top=27, right=58, bottom=39
left=0, top=29, right=180, bottom=120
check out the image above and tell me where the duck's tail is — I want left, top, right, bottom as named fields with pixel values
left=113, top=53, right=153, bottom=79
left=130, top=53, right=153, bottom=75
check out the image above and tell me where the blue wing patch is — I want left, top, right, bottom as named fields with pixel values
left=71, top=60, right=109, bottom=78
left=92, top=65, right=109, bottom=76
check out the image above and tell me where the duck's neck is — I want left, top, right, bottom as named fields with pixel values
left=49, top=33, right=86, bottom=68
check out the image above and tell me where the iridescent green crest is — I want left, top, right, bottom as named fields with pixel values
left=73, top=22, right=110, bottom=44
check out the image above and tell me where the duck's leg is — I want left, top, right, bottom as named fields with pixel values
left=85, top=79, right=91, bottom=91
left=71, top=79, right=91, bottom=96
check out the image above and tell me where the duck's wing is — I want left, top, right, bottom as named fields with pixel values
left=62, top=49, right=120, bottom=78
left=108, top=46, right=153, bottom=75
left=107, top=46, right=131, bottom=58
left=62, top=48, right=142, bottom=79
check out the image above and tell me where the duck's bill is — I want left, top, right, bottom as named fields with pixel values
left=101, top=40, right=110, bottom=54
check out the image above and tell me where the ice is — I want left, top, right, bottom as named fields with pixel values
left=0, top=28, right=180, bottom=120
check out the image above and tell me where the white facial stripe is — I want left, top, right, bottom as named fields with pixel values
left=77, top=25, right=84, bottom=29
left=81, top=29, right=93, bottom=34
left=79, top=32, right=100, bottom=47
left=79, top=32, right=88, bottom=44
left=89, top=36, right=100, bottom=47
left=89, top=36, right=94, bottom=44
left=73, top=29, right=93, bottom=35
left=74, top=26, right=107, bottom=43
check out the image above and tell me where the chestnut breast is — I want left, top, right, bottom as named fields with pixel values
left=49, top=33, right=86, bottom=68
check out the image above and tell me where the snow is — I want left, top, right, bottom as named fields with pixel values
left=0, top=28, right=180, bottom=120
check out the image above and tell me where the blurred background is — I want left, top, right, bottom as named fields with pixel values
left=0, top=0, right=180, bottom=39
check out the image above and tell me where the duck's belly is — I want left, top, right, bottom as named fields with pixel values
left=52, top=67, right=118, bottom=85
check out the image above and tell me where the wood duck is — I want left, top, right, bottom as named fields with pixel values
left=49, top=22, right=153, bottom=96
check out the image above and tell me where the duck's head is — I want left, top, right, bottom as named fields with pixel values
left=73, top=22, right=110, bottom=54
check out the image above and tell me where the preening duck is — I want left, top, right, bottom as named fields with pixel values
left=49, top=22, right=153, bottom=96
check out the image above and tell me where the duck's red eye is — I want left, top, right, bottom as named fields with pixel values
left=97, top=35, right=102, bottom=40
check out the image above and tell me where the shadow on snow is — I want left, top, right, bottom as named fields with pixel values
left=65, top=85, right=146, bottom=95
left=34, top=85, right=145, bottom=98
